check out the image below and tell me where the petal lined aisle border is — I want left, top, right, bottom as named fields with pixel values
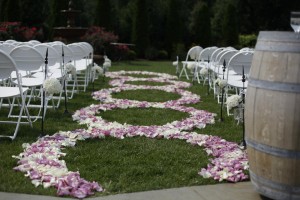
left=13, top=70, right=249, bottom=199
left=105, top=70, right=178, bottom=80
left=92, top=86, right=200, bottom=105
left=109, top=77, right=191, bottom=88
left=72, top=101, right=216, bottom=138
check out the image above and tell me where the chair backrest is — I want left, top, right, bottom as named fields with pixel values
left=10, top=45, right=44, bottom=71
left=0, top=43, right=16, bottom=54
left=78, top=42, right=93, bottom=56
left=217, top=49, right=238, bottom=75
left=67, top=43, right=88, bottom=60
left=51, top=44, right=74, bottom=64
left=34, top=44, right=59, bottom=67
left=227, top=50, right=253, bottom=76
left=186, top=46, right=203, bottom=61
left=80, top=42, right=93, bottom=54
left=4, top=39, right=16, bottom=44
left=199, top=46, right=218, bottom=61
left=0, top=49, right=18, bottom=80
left=29, top=40, right=41, bottom=45
left=216, top=48, right=237, bottom=65
left=210, top=47, right=225, bottom=63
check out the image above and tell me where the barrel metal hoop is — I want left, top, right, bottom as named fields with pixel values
left=255, top=41, right=300, bottom=53
left=246, top=139, right=300, bottom=159
left=248, top=78, right=300, bottom=93
left=250, top=170, right=300, bottom=195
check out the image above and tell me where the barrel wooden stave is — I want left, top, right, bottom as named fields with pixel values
left=245, top=31, right=300, bottom=200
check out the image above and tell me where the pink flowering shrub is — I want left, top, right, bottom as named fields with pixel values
left=81, top=26, right=118, bottom=54
left=0, top=21, right=38, bottom=41
left=81, top=26, right=130, bottom=60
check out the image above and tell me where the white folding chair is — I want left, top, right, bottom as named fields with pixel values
left=225, top=50, right=253, bottom=116
left=0, top=50, right=32, bottom=140
left=9, top=45, right=47, bottom=121
left=179, top=46, right=203, bottom=80
left=194, top=46, right=218, bottom=85
left=213, top=48, right=238, bottom=104
left=33, top=44, right=63, bottom=108
left=67, top=43, right=91, bottom=92
left=51, top=43, right=77, bottom=99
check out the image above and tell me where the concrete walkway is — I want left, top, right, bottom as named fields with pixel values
left=0, top=181, right=271, bottom=200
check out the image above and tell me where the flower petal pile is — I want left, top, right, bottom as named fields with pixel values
left=13, top=70, right=248, bottom=199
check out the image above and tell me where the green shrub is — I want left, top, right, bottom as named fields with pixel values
left=126, top=50, right=137, bottom=60
left=239, top=34, right=257, bottom=48
left=171, top=43, right=186, bottom=61
left=157, top=50, right=168, bottom=60
left=145, top=46, right=158, bottom=60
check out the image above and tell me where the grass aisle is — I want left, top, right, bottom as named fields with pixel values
left=0, top=61, right=243, bottom=197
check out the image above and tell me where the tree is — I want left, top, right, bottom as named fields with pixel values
left=51, top=0, right=68, bottom=27
left=19, top=0, right=50, bottom=41
left=3, top=0, right=21, bottom=22
left=20, top=0, right=50, bottom=27
left=147, top=0, right=168, bottom=50
left=165, top=0, right=185, bottom=57
left=222, top=2, right=238, bottom=46
left=95, top=0, right=112, bottom=30
left=132, top=0, right=149, bottom=57
left=189, top=1, right=211, bottom=47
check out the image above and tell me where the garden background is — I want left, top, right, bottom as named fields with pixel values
left=1, top=0, right=300, bottom=60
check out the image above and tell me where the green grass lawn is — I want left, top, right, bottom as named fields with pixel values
left=0, top=60, right=243, bottom=197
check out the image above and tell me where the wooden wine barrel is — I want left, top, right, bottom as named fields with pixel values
left=245, top=31, right=300, bottom=200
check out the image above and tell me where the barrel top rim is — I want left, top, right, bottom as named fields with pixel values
left=258, top=31, right=300, bottom=42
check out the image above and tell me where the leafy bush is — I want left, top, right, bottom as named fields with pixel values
left=145, top=46, right=159, bottom=60
left=126, top=50, right=137, bottom=60
left=110, top=44, right=131, bottom=61
left=0, top=22, right=38, bottom=41
left=157, top=50, right=168, bottom=60
left=171, top=43, right=186, bottom=61
left=81, top=26, right=131, bottom=61
left=81, top=26, right=118, bottom=55
left=239, top=34, right=257, bottom=48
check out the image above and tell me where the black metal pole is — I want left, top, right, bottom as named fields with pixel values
left=40, top=48, right=48, bottom=137
left=241, top=66, right=246, bottom=148
left=62, top=45, right=69, bottom=114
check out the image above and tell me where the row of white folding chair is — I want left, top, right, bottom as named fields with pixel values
left=0, top=41, right=94, bottom=140
left=4, top=43, right=63, bottom=121
left=2, top=40, right=94, bottom=98
left=0, top=49, right=32, bottom=140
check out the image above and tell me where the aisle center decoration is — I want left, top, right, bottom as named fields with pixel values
left=13, top=70, right=248, bottom=199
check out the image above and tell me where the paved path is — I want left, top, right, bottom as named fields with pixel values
left=0, top=181, right=271, bottom=200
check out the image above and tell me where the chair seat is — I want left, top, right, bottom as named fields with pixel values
left=75, top=59, right=88, bottom=71
left=13, top=77, right=44, bottom=87
left=33, top=69, right=63, bottom=79
left=0, top=87, right=29, bottom=98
